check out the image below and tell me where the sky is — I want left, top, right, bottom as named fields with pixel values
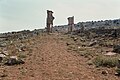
left=0, top=0, right=120, bottom=33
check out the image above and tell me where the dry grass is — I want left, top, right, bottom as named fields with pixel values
left=93, top=55, right=119, bottom=67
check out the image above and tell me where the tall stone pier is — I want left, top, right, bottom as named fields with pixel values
left=67, top=16, right=74, bottom=33
left=46, top=10, right=55, bottom=33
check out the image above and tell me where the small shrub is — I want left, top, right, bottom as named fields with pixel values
left=93, top=56, right=119, bottom=67
left=68, top=45, right=76, bottom=50
left=87, top=60, right=93, bottom=65
left=18, top=54, right=26, bottom=58
left=29, top=49, right=33, bottom=53
left=78, top=47, right=86, bottom=51
left=79, top=50, right=95, bottom=58
left=80, top=52, right=91, bottom=58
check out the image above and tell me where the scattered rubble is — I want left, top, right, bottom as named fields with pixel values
left=101, top=70, right=108, bottom=75
left=0, top=54, right=6, bottom=63
left=65, top=27, right=120, bottom=79
left=0, top=29, right=44, bottom=66
left=4, top=56, right=25, bottom=66
left=0, top=52, right=25, bottom=66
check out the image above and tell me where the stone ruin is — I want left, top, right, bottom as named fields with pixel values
left=46, top=10, right=55, bottom=33
left=67, top=16, right=75, bottom=33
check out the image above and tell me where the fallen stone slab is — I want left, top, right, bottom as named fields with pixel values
left=104, top=52, right=117, bottom=56
left=4, top=56, right=25, bottom=66
left=89, top=40, right=97, bottom=47
left=0, top=42, right=7, bottom=47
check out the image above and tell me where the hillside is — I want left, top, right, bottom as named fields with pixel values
left=53, top=19, right=120, bottom=32
left=0, top=32, right=120, bottom=80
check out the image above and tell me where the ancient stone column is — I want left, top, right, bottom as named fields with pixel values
left=46, top=10, right=55, bottom=33
left=67, top=16, right=74, bottom=33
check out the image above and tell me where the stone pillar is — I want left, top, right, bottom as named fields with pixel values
left=46, top=10, right=55, bottom=34
left=68, top=16, right=74, bottom=33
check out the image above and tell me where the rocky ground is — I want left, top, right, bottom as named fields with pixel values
left=0, top=31, right=120, bottom=80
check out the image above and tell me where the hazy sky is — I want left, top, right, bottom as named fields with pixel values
left=0, top=0, right=120, bottom=33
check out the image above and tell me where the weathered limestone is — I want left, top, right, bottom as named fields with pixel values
left=67, top=16, right=74, bottom=33
left=46, top=10, right=55, bottom=33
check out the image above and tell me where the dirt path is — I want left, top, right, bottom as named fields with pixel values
left=1, top=33, right=119, bottom=80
